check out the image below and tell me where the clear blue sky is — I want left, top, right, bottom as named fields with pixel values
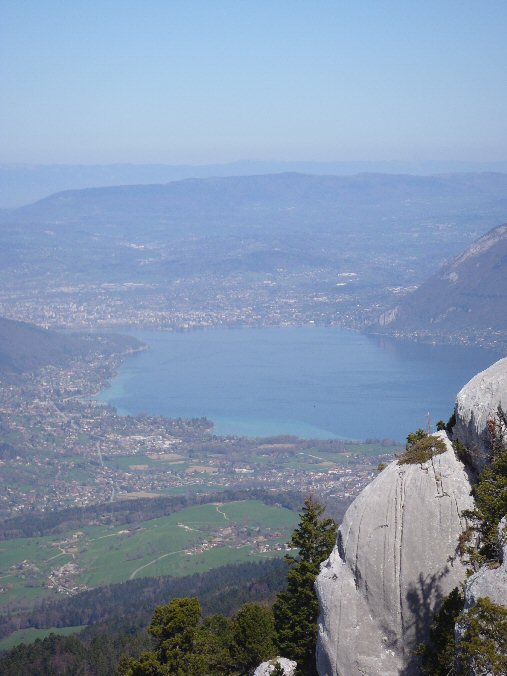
left=1, top=1, right=506, bottom=164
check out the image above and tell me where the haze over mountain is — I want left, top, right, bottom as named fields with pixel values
left=2, top=172, right=507, bottom=341
left=378, top=222, right=507, bottom=343
left=5, top=172, right=507, bottom=235
left=3, top=161, right=507, bottom=209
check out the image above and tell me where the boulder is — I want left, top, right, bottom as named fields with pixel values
left=253, top=656, right=297, bottom=676
left=453, top=357, right=507, bottom=471
left=316, top=433, right=474, bottom=676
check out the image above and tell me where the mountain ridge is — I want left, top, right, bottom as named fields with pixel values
left=5, top=172, right=507, bottom=234
left=377, top=221, right=507, bottom=342
left=3, top=162, right=507, bottom=209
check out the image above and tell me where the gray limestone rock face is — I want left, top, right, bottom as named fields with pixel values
left=316, top=433, right=474, bottom=676
left=463, top=516, right=507, bottom=613
left=253, top=657, right=297, bottom=676
left=453, top=357, right=507, bottom=471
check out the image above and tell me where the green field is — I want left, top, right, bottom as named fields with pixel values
left=0, top=500, right=297, bottom=611
left=289, top=443, right=401, bottom=469
left=0, top=626, right=84, bottom=653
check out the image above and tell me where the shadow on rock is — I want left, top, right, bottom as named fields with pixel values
left=400, top=568, right=448, bottom=675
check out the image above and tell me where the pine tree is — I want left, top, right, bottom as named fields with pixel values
left=117, top=597, right=202, bottom=675
left=231, top=603, right=277, bottom=674
left=273, top=496, right=337, bottom=675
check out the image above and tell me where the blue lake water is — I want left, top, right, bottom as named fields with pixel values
left=97, top=327, right=500, bottom=441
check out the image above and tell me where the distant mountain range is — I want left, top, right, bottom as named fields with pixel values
left=4, top=172, right=507, bottom=290
left=5, top=172, right=507, bottom=238
left=377, top=222, right=507, bottom=342
left=1, top=171, right=507, bottom=344
left=2, top=161, right=507, bottom=208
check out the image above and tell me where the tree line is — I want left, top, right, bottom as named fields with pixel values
left=0, top=488, right=304, bottom=540
left=0, top=559, right=287, bottom=640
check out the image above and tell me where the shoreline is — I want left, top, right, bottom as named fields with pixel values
left=91, top=325, right=496, bottom=443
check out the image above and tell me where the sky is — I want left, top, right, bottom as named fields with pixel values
left=1, top=1, right=507, bottom=165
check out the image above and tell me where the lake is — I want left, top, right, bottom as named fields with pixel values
left=98, top=327, right=499, bottom=441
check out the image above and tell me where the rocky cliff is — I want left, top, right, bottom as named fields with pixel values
left=316, top=358, right=507, bottom=675
left=376, top=222, right=507, bottom=347
left=316, top=433, right=473, bottom=675
left=452, top=357, right=507, bottom=471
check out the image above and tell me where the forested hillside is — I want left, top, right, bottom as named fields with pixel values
left=0, top=316, right=139, bottom=377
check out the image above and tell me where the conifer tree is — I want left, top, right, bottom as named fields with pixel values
left=117, top=597, right=202, bottom=675
left=230, top=603, right=277, bottom=673
left=273, top=496, right=337, bottom=675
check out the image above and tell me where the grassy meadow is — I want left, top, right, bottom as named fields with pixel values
left=0, top=500, right=297, bottom=612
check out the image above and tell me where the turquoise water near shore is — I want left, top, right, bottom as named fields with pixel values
left=98, top=327, right=499, bottom=441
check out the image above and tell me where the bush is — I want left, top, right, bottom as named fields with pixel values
left=418, top=593, right=507, bottom=675
left=457, top=597, right=507, bottom=675
left=398, top=435, right=446, bottom=465
left=462, top=407, right=507, bottom=563
left=452, top=439, right=470, bottom=464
